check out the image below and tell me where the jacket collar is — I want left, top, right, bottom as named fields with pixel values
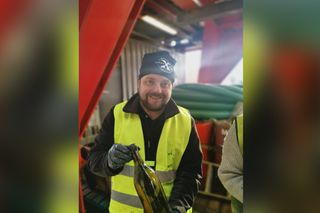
left=123, top=93, right=180, bottom=119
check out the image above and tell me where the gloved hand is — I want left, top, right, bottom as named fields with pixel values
left=107, top=144, right=132, bottom=170
left=169, top=206, right=183, bottom=213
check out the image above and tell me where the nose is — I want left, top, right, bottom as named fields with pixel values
left=152, top=82, right=162, bottom=93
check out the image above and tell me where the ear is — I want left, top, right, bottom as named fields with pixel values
left=137, top=79, right=141, bottom=90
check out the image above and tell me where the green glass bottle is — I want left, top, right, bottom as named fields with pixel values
left=128, top=144, right=171, bottom=213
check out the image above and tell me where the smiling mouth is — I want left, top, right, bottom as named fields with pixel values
left=149, top=94, right=162, bottom=100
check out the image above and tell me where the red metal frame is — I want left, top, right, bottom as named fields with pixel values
left=79, top=1, right=145, bottom=212
left=79, top=0, right=146, bottom=136
left=79, top=0, right=91, bottom=28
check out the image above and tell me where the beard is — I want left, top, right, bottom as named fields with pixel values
left=139, top=92, right=169, bottom=112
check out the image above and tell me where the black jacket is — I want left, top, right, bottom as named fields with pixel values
left=88, top=93, right=203, bottom=213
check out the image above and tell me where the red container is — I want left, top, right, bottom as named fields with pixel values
left=195, top=120, right=213, bottom=161
left=195, top=120, right=213, bottom=179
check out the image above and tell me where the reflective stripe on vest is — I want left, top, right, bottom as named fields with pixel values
left=120, top=165, right=176, bottom=183
left=111, top=190, right=142, bottom=209
left=109, top=101, right=192, bottom=212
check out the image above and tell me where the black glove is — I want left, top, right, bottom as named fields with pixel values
left=169, top=205, right=184, bottom=213
left=107, top=144, right=132, bottom=170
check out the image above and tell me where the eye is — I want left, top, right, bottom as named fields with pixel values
left=160, top=81, right=170, bottom=88
left=145, top=79, right=155, bottom=86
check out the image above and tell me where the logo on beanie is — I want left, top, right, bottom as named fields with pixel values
left=155, top=58, right=174, bottom=74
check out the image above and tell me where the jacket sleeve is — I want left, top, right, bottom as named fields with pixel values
left=87, top=106, right=123, bottom=176
left=218, top=122, right=243, bottom=203
left=168, top=119, right=203, bottom=213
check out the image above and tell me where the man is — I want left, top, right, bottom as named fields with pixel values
left=88, top=51, right=202, bottom=213
left=218, top=113, right=243, bottom=213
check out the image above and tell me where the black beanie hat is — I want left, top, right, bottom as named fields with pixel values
left=139, top=51, right=176, bottom=82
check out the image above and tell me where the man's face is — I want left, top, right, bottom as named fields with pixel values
left=138, top=74, right=173, bottom=112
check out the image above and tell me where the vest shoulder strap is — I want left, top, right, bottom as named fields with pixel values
left=235, top=114, right=243, bottom=155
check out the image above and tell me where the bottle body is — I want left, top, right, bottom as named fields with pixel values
left=129, top=144, right=171, bottom=213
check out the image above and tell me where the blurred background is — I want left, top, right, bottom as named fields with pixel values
left=0, top=0, right=319, bottom=213
left=244, top=1, right=320, bottom=212
left=0, top=0, right=78, bottom=213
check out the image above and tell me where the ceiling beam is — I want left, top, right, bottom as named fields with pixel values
left=140, top=12, right=194, bottom=40
left=171, top=0, right=198, bottom=10
left=144, top=0, right=197, bottom=34
left=178, top=0, right=243, bottom=26
left=156, top=0, right=185, bottom=16
left=146, top=0, right=177, bottom=22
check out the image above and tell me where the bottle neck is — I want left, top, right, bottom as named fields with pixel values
left=132, top=149, right=144, bottom=165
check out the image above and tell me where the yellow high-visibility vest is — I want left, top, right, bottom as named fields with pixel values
left=109, top=101, right=192, bottom=213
